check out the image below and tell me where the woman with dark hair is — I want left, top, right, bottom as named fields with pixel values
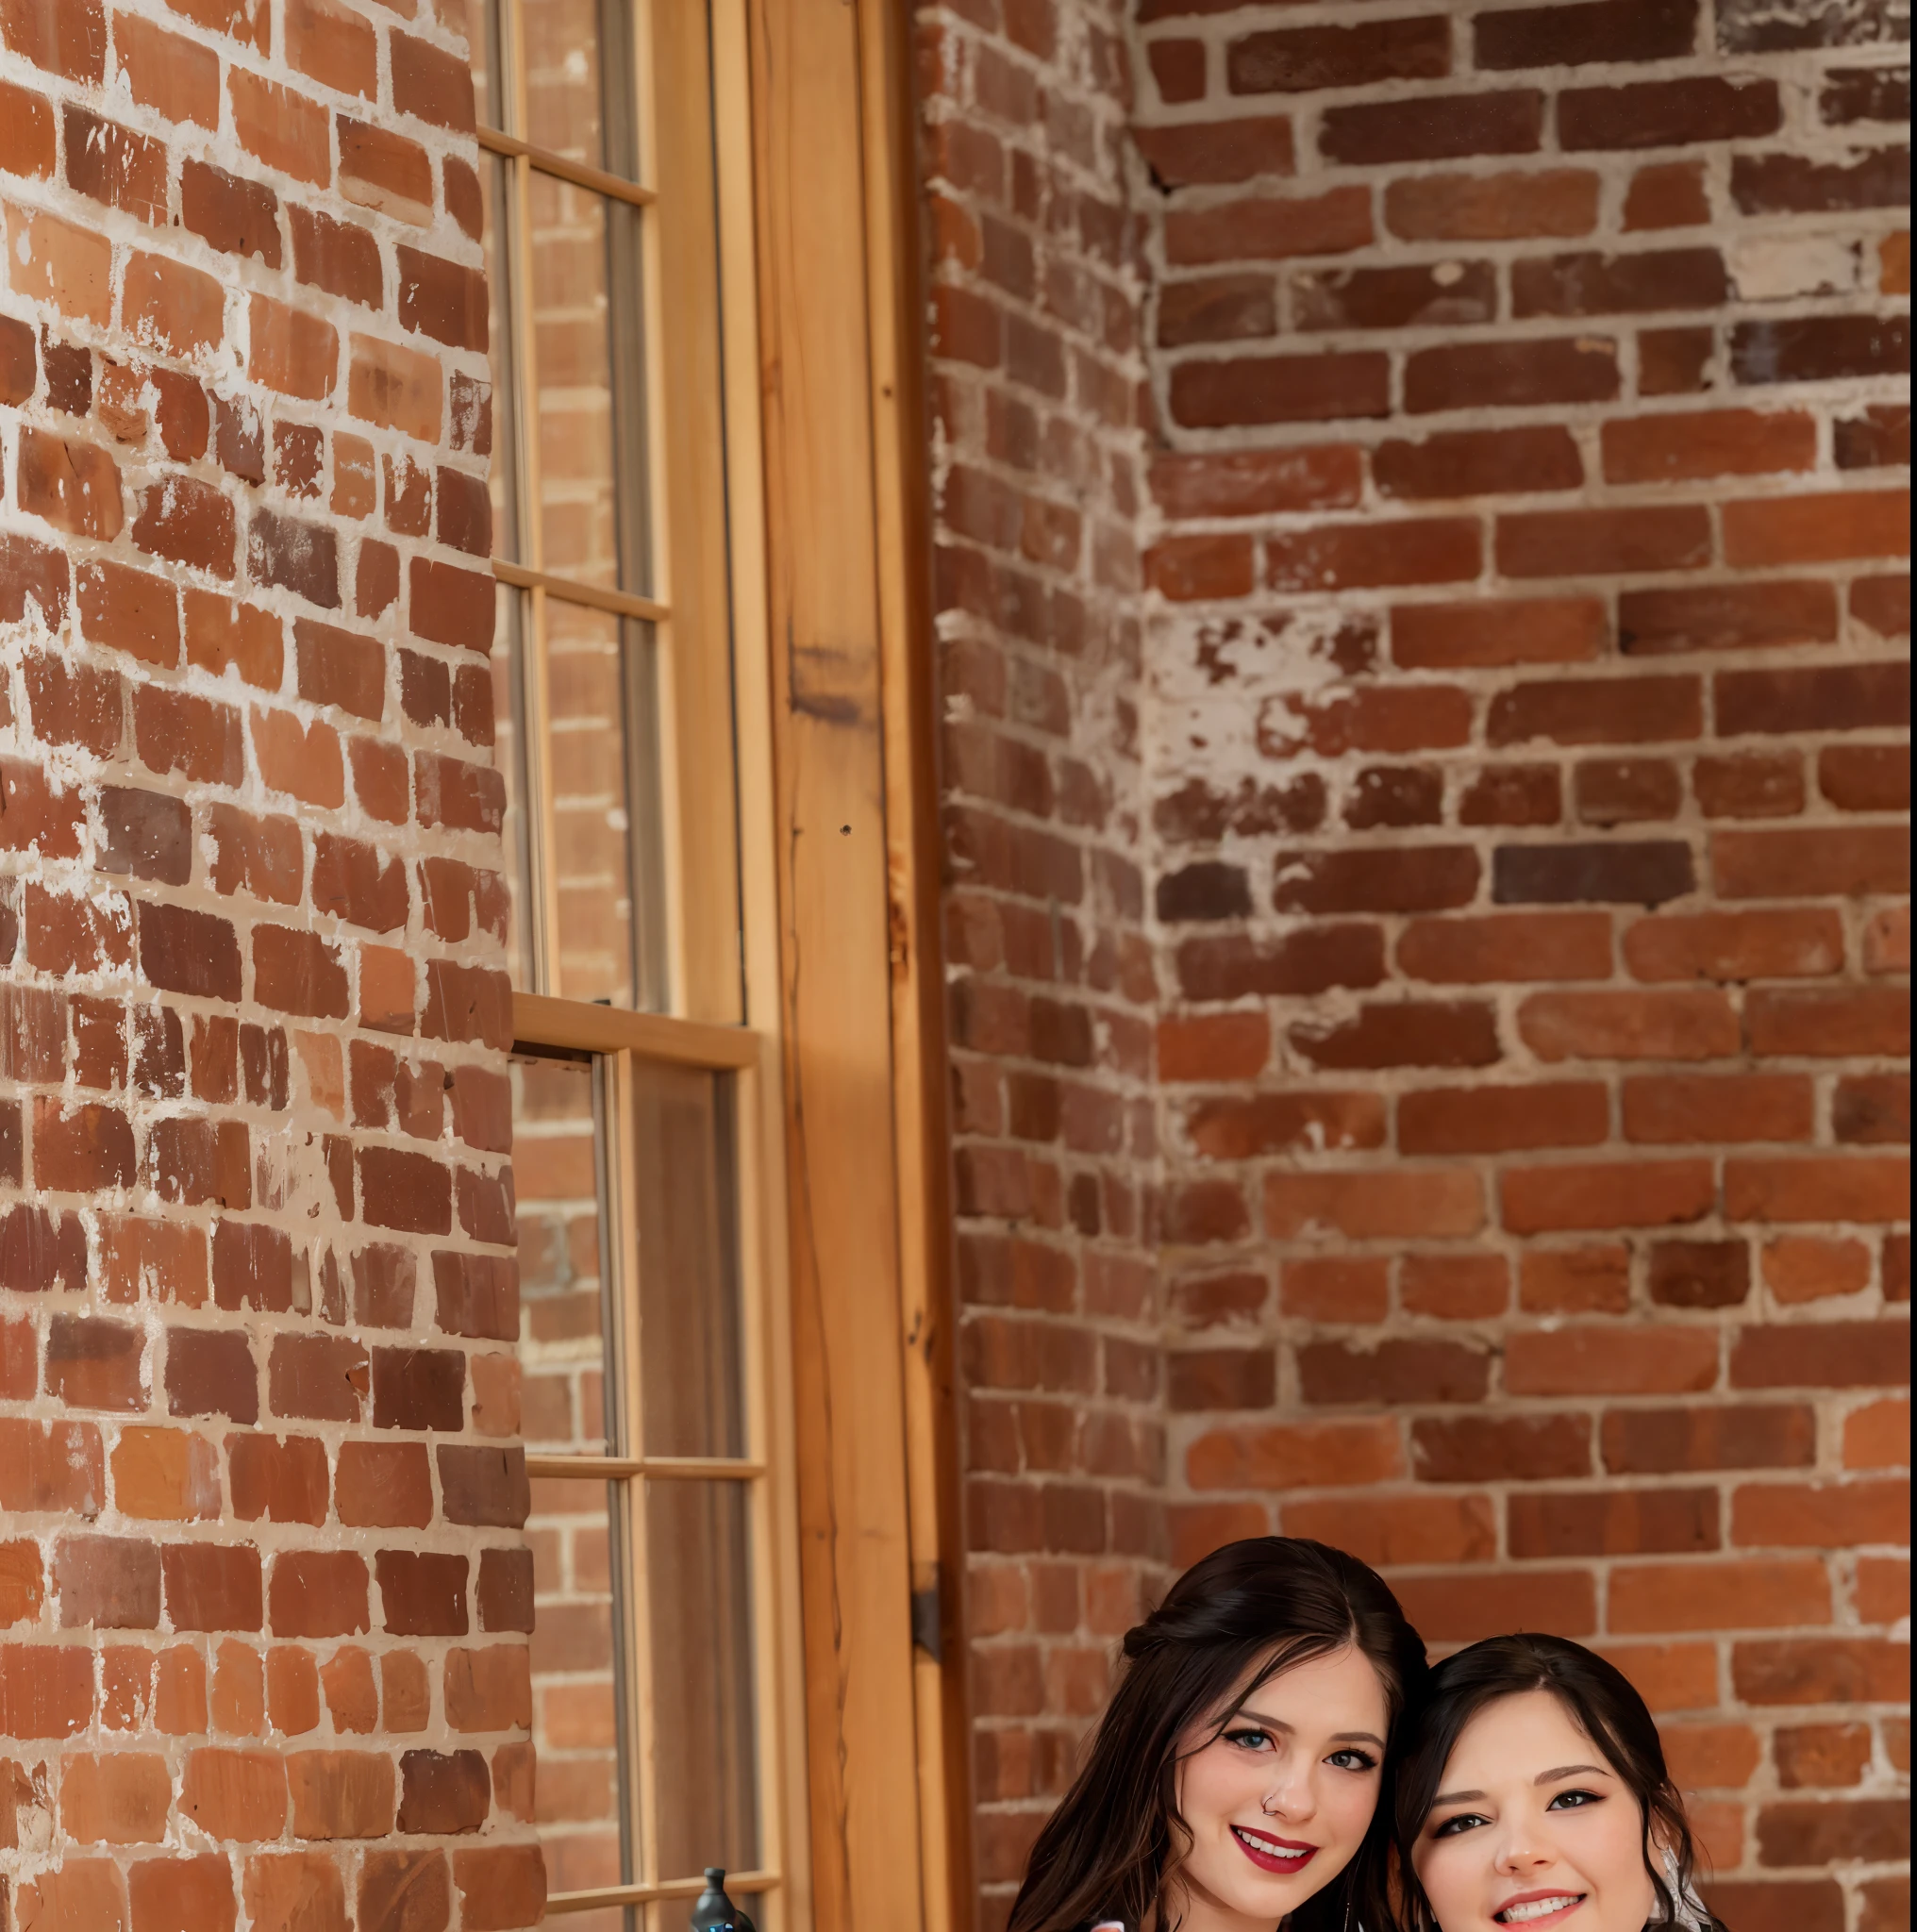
left=1394, top=1634, right=1724, bottom=1932
left=1008, top=1537, right=1428, bottom=1932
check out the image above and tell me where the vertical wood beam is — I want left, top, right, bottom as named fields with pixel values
left=746, top=0, right=942, bottom=1923
left=854, top=0, right=975, bottom=1924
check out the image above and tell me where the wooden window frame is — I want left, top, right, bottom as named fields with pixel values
left=508, top=1008, right=804, bottom=1923
left=491, top=0, right=967, bottom=1924
left=482, top=0, right=742, bottom=1020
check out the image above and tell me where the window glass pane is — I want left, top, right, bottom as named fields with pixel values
left=522, top=0, right=641, bottom=178
left=515, top=1048, right=633, bottom=1923
left=602, top=192, right=652, bottom=596
left=492, top=588, right=537, bottom=989
left=633, top=1064, right=745, bottom=1458
left=530, top=1474, right=633, bottom=1922
left=513, top=1049, right=608, bottom=1444
left=543, top=600, right=668, bottom=1009
left=523, top=0, right=605, bottom=168
left=480, top=157, right=522, bottom=565
left=646, top=1478, right=759, bottom=1879
left=530, top=174, right=618, bottom=589
left=547, top=599, right=632, bottom=1003
left=528, top=182, right=649, bottom=597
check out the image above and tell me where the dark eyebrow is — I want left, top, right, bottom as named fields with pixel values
left=1231, top=1709, right=1386, bottom=1751
left=1232, top=1707, right=1292, bottom=1732
left=1430, top=1765, right=1614, bottom=1808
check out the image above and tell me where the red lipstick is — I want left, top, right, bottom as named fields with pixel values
left=1229, top=1824, right=1319, bottom=1874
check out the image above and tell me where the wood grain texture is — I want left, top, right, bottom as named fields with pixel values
left=747, top=0, right=933, bottom=1922
left=853, top=0, right=974, bottom=1923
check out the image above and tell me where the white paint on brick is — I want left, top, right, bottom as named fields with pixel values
left=1729, top=233, right=1863, bottom=300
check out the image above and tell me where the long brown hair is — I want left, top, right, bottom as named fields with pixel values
left=1393, top=1633, right=1726, bottom=1931
left=1008, top=1537, right=1428, bottom=1932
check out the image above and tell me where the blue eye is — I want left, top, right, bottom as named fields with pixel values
left=1224, top=1728, right=1273, bottom=1752
left=1327, top=1749, right=1377, bottom=1773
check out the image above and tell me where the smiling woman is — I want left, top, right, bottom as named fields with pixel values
left=1006, top=1538, right=1427, bottom=1932
left=1396, top=1636, right=1725, bottom=1932
left=1170, top=1645, right=1392, bottom=1927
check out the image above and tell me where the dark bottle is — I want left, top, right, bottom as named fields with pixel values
left=689, top=1868, right=758, bottom=1932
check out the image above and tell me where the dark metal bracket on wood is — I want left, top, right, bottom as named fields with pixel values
left=909, top=1574, right=943, bottom=1662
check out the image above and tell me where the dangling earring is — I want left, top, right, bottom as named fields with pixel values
left=1660, top=1846, right=1709, bottom=1931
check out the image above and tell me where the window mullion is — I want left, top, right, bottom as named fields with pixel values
left=510, top=991, right=759, bottom=1069
left=499, top=0, right=563, bottom=991
left=734, top=1055, right=792, bottom=1926
left=606, top=1047, right=662, bottom=1899
left=523, top=581, right=560, bottom=996
left=494, top=559, right=668, bottom=626
left=477, top=126, right=660, bottom=208
left=526, top=1456, right=767, bottom=1480
left=506, top=163, right=542, bottom=580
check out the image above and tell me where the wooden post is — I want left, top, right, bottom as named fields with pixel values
left=745, top=0, right=964, bottom=1924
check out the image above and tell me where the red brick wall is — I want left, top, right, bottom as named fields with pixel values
left=916, top=0, right=1174, bottom=1919
left=0, top=3, right=534, bottom=1928
left=1136, top=4, right=1908, bottom=1930
left=928, top=1, right=1909, bottom=1928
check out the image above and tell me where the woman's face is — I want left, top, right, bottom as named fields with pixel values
left=1169, top=1644, right=1390, bottom=1932
left=1410, top=1690, right=1659, bottom=1932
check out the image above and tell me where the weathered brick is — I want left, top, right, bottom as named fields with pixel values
left=1502, top=1161, right=1717, bottom=1235
left=1273, top=846, right=1479, bottom=914
left=397, top=245, right=487, bottom=350
left=1604, top=408, right=1817, bottom=484
left=162, top=1544, right=263, bottom=1632
left=1559, top=76, right=1781, bottom=151
left=1713, top=825, right=1909, bottom=899
left=1133, top=118, right=1293, bottom=186
left=1494, top=841, right=1694, bottom=907
left=230, top=68, right=328, bottom=185
left=1385, top=168, right=1601, bottom=240
left=1731, top=314, right=1909, bottom=386
left=115, top=11, right=219, bottom=123
left=1225, top=18, right=1450, bottom=94
left=1170, top=350, right=1390, bottom=427
left=1734, top=147, right=1909, bottom=216
left=1319, top=91, right=1542, bottom=166
left=1619, top=579, right=1837, bottom=654
left=290, top=204, right=383, bottom=306
left=1146, top=38, right=1205, bottom=103
left=1724, top=491, right=1909, bottom=569
left=1513, top=247, right=1727, bottom=318
left=1374, top=426, right=1581, bottom=500
left=1406, top=337, right=1619, bottom=413
left=392, top=28, right=475, bottom=130
left=181, top=160, right=280, bottom=265
left=287, top=0, right=376, bottom=97
left=63, top=104, right=167, bottom=223
left=1266, top=518, right=1481, bottom=592
left=1497, top=506, right=1712, bottom=577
